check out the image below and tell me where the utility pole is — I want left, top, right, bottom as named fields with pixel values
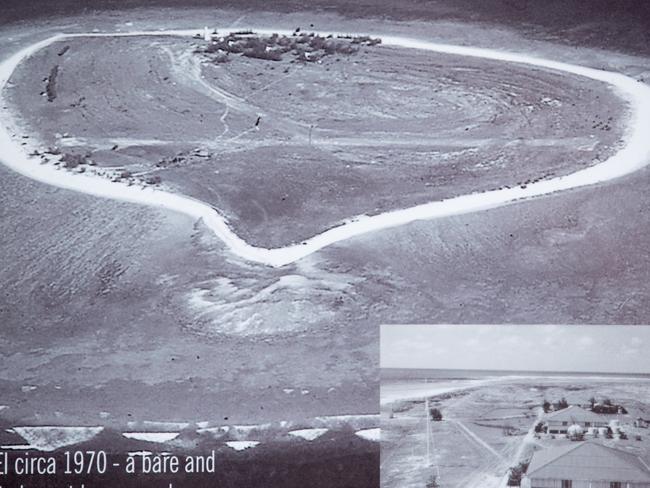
left=425, top=397, right=441, bottom=485
left=425, top=397, right=431, bottom=466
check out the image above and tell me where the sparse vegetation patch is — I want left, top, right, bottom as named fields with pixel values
left=589, top=397, right=628, bottom=414
left=45, top=65, right=59, bottom=102
left=196, top=30, right=382, bottom=64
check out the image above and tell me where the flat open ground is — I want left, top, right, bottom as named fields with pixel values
left=1, top=3, right=650, bottom=470
left=381, top=376, right=650, bottom=488
left=6, top=32, right=623, bottom=247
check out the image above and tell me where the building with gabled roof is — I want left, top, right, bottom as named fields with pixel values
left=521, top=441, right=650, bottom=488
left=544, top=406, right=609, bottom=434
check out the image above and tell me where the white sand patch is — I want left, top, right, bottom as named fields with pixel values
left=1, top=28, right=649, bottom=267
left=230, top=423, right=273, bottom=439
left=314, top=414, right=379, bottom=430
left=225, top=440, right=259, bottom=451
left=197, top=426, right=230, bottom=438
left=1, top=444, right=35, bottom=450
left=122, top=432, right=179, bottom=443
left=142, top=420, right=190, bottom=430
left=380, top=378, right=504, bottom=405
left=355, top=428, right=380, bottom=442
left=127, top=450, right=153, bottom=457
left=288, top=428, right=328, bottom=441
left=13, top=426, right=104, bottom=451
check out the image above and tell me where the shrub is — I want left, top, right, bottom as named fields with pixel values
left=212, top=53, right=230, bottom=64
left=335, top=42, right=359, bottom=55
left=309, top=35, right=327, bottom=50
left=243, top=46, right=283, bottom=61
left=556, top=398, right=569, bottom=410
left=507, top=462, right=530, bottom=486
left=46, top=65, right=59, bottom=102
left=204, top=43, right=222, bottom=53
left=429, top=408, right=443, bottom=421
left=145, top=175, right=162, bottom=185
left=61, top=152, right=86, bottom=168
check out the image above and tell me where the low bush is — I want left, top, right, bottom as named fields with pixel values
left=507, top=461, right=530, bottom=486
left=429, top=407, right=443, bottom=421
left=61, top=152, right=87, bottom=168
left=145, top=175, right=162, bottom=185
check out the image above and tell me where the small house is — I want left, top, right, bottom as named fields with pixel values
left=543, top=406, right=609, bottom=434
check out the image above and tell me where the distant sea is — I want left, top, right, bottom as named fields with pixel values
left=381, top=368, right=650, bottom=381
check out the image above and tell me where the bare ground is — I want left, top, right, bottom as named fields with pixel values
left=5, top=33, right=624, bottom=247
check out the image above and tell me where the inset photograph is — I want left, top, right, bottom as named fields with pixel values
left=380, top=324, right=650, bottom=488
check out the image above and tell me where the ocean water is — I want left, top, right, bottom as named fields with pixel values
left=381, top=368, right=650, bottom=381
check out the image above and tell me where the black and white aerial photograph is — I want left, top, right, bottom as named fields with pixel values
left=381, top=324, right=650, bottom=488
left=1, top=0, right=650, bottom=486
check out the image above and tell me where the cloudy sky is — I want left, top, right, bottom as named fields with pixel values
left=381, top=324, right=650, bottom=374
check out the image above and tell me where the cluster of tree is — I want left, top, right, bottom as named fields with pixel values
left=588, top=397, right=628, bottom=414
left=542, top=397, right=569, bottom=413
left=198, top=31, right=381, bottom=64
left=507, top=461, right=530, bottom=486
